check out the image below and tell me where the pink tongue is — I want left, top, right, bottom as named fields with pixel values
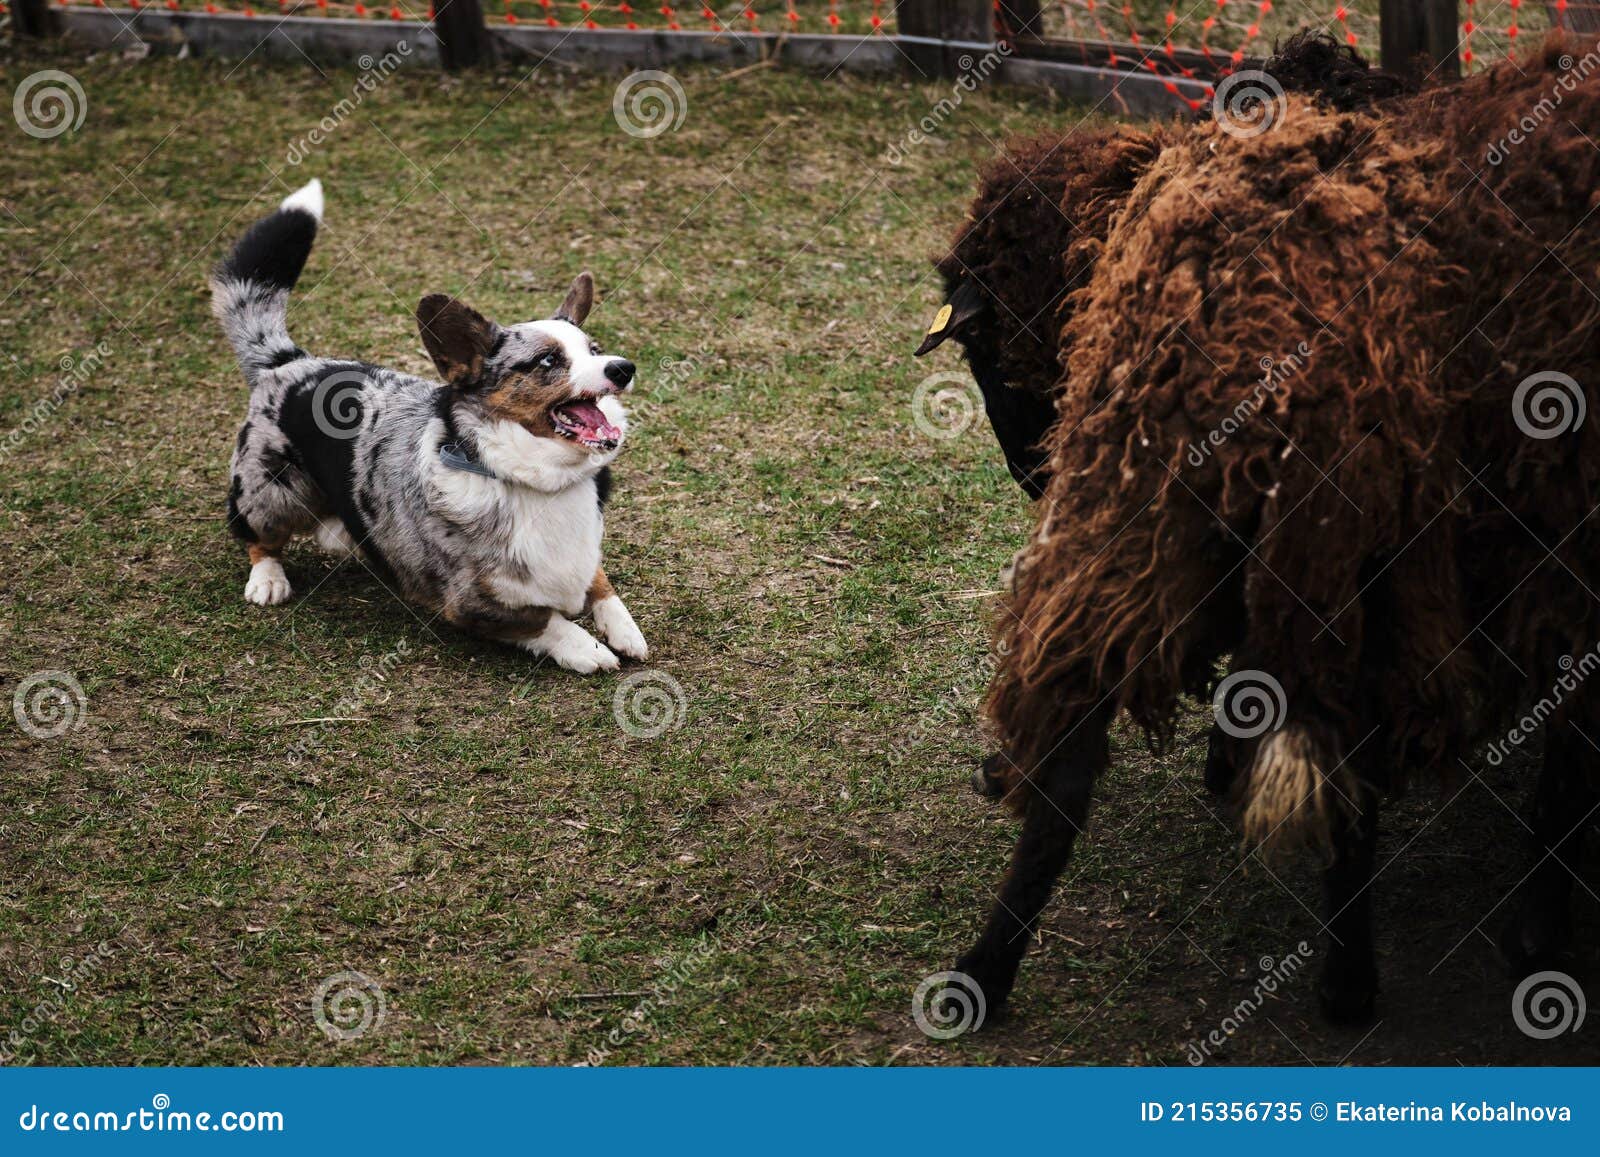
left=560, top=399, right=621, bottom=442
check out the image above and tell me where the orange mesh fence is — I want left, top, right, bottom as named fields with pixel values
left=1042, top=2, right=1555, bottom=73
left=47, top=0, right=889, bottom=30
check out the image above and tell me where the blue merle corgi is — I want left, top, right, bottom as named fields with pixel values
left=211, top=179, right=647, bottom=673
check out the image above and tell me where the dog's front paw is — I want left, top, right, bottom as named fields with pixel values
left=555, top=635, right=620, bottom=674
left=592, top=595, right=648, bottom=662
left=243, top=558, right=292, bottom=606
left=523, top=615, right=621, bottom=675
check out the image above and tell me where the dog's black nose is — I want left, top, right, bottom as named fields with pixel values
left=605, top=359, right=635, bottom=388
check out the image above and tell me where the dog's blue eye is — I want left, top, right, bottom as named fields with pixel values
left=539, top=353, right=557, bottom=368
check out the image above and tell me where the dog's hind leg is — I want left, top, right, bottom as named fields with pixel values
left=244, top=543, right=293, bottom=606
left=227, top=430, right=325, bottom=607
left=1500, top=720, right=1598, bottom=973
left=953, top=706, right=1112, bottom=1014
left=313, top=518, right=361, bottom=558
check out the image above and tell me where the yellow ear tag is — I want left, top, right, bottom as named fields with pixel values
left=927, top=303, right=953, bottom=336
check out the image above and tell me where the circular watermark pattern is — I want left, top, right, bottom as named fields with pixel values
left=1511, top=970, right=1586, bottom=1039
left=13, top=671, right=87, bottom=739
left=1212, top=70, right=1287, bottom=140
left=1512, top=371, right=1585, bottom=440
left=14, top=71, right=88, bottom=140
left=613, top=670, right=687, bottom=739
left=612, top=71, right=688, bottom=140
left=912, top=971, right=986, bottom=1040
left=313, top=970, right=387, bottom=1042
left=911, top=371, right=982, bottom=441
left=151, top=1093, right=171, bottom=1111
left=310, top=368, right=369, bottom=441
left=1211, top=669, right=1287, bottom=740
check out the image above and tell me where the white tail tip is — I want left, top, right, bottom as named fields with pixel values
left=280, top=178, right=324, bottom=223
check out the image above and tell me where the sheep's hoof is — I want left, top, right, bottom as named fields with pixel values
left=1317, top=957, right=1378, bottom=1026
left=970, top=753, right=1008, bottom=801
left=1498, top=902, right=1571, bottom=976
left=948, top=952, right=1014, bottom=1029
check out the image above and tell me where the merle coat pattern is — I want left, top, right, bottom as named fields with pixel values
left=213, top=180, right=647, bottom=673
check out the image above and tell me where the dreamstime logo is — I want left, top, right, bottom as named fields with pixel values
left=1512, top=370, right=1586, bottom=440
left=612, top=71, right=688, bottom=139
left=1, top=935, right=126, bottom=1064
left=309, top=368, right=369, bottom=441
left=312, top=970, right=386, bottom=1042
left=285, top=639, right=409, bottom=767
left=285, top=43, right=412, bottom=165
left=12, top=671, right=87, bottom=739
left=656, top=352, right=699, bottom=389
left=1212, top=669, right=1286, bottom=739
left=883, top=44, right=1012, bottom=164
left=578, top=933, right=726, bottom=1066
left=0, top=340, right=111, bottom=465
left=613, top=670, right=687, bottom=738
left=1186, top=342, right=1313, bottom=468
left=911, top=371, right=982, bottom=440
left=912, top=971, right=986, bottom=1040
left=1486, top=40, right=1600, bottom=166
left=1486, top=645, right=1600, bottom=766
left=1212, top=70, right=1287, bottom=139
left=1184, top=943, right=1313, bottom=1064
left=1512, top=970, right=1586, bottom=1039
left=14, top=71, right=87, bottom=139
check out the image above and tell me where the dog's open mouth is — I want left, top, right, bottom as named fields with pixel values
left=549, top=398, right=622, bottom=452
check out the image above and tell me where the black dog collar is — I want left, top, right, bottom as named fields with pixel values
left=438, top=440, right=497, bottom=479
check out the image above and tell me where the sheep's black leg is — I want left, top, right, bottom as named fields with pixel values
left=1500, top=723, right=1596, bottom=973
left=1317, top=794, right=1380, bottom=1025
left=954, top=713, right=1110, bottom=1014
left=1203, top=725, right=1237, bottom=796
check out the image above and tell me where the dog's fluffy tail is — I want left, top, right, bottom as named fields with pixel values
left=211, top=179, right=323, bottom=386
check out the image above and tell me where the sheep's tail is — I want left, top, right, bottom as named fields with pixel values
left=1232, top=723, right=1364, bottom=858
left=210, top=179, right=323, bottom=388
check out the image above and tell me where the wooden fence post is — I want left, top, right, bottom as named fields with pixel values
left=12, top=0, right=58, bottom=38
left=1380, top=0, right=1460, bottom=80
left=995, top=0, right=1045, bottom=42
left=433, top=0, right=492, bottom=70
left=897, top=0, right=995, bottom=78
left=897, top=0, right=992, bottom=44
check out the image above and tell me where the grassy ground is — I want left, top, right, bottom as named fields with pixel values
left=1, top=40, right=1596, bottom=1067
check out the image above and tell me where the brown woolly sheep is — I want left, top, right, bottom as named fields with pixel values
left=916, top=124, right=1175, bottom=499
left=918, top=34, right=1411, bottom=503
left=922, top=34, right=1411, bottom=801
left=951, top=35, right=1600, bottom=1026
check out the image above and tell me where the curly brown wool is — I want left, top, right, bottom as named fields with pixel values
left=950, top=35, right=1600, bottom=1025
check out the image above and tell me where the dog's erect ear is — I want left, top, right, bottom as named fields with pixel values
left=418, top=294, right=496, bottom=384
left=553, top=272, right=595, bottom=327
left=914, top=279, right=988, bottom=356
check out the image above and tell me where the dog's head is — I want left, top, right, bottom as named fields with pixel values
left=418, top=273, right=634, bottom=476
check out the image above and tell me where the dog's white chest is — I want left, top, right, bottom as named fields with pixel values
left=489, top=484, right=602, bottom=615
